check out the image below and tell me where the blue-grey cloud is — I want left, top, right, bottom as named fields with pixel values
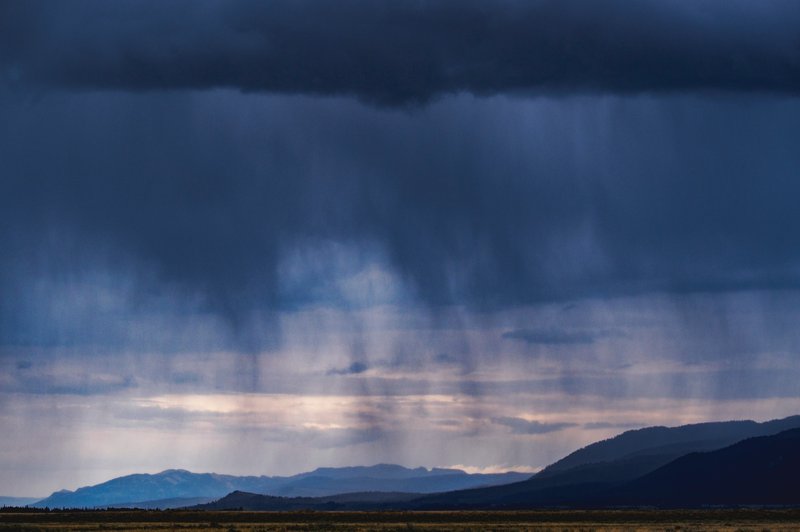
left=492, top=417, right=577, bottom=435
left=4, top=1, right=800, bottom=104
left=265, top=426, right=386, bottom=449
left=10, top=372, right=137, bottom=396
left=502, top=328, right=617, bottom=345
left=432, top=353, right=460, bottom=365
left=169, top=371, right=203, bottom=385
left=327, top=361, right=369, bottom=376
left=583, top=421, right=644, bottom=430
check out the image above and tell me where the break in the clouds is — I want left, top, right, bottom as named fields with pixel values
left=3, top=0, right=800, bottom=104
left=1, top=0, right=800, bottom=497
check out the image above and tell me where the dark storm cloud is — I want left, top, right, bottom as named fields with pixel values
left=3, top=0, right=800, bottom=104
left=3, top=90, right=800, bottom=350
left=3, top=3, right=800, bottom=350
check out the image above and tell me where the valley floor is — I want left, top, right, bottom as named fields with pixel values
left=2, top=509, right=800, bottom=531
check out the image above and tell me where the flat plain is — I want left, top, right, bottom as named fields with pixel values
left=2, top=509, right=800, bottom=531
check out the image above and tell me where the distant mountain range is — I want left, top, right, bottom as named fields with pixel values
left=31, top=464, right=529, bottom=509
left=29, top=414, right=800, bottom=510
left=0, top=497, right=41, bottom=508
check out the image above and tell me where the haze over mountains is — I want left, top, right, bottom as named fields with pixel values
left=0, top=497, right=40, bottom=507
left=21, top=414, right=800, bottom=510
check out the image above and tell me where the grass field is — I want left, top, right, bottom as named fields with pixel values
left=2, top=509, right=800, bottom=531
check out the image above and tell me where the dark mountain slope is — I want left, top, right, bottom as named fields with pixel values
left=407, top=427, right=800, bottom=509
left=543, top=415, right=800, bottom=474
left=606, top=427, right=800, bottom=506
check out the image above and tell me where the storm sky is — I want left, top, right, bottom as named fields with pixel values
left=2, top=0, right=800, bottom=496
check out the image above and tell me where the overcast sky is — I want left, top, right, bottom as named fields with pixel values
left=2, top=0, right=800, bottom=496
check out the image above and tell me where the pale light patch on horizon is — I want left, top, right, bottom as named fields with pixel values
left=447, top=464, right=542, bottom=475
